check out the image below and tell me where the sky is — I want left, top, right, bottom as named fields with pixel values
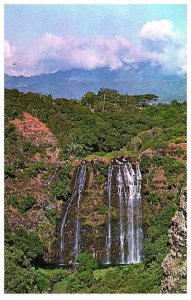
left=4, top=4, right=187, bottom=77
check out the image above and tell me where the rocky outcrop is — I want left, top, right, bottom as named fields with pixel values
left=161, top=188, right=187, bottom=293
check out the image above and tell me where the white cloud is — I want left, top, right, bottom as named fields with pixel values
left=4, top=40, right=15, bottom=59
left=139, top=19, right=176, bottom=41
left=39, top=33, right=130, bottom=70
left=137, top=19, right=187, bottom=75
left=4, top=20, right=186, bottom=77
left=4, top=33, right=131, bottom=76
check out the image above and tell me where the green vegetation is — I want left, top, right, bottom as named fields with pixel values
left=53, top=253, right=98, bottom=293
left=27, top=162, right=46, bottom=177
left=5, top=88, right=186, bottom=159
left=35, top=268, right=68, bottom=293
left=44, top=209, right=58, bottom=225
left=50, top=162, right=72, bottom=200
left=92, top=161, right=108, bottom=185
left=4, top=219, right=45, bottom=293
left=77, top=252, right=99, bottom=272
left=17, top=195, right=36, bottom=213
left=7, top=194, right=36, bottom=212
left=95, top=204, right=108, bottom=215
left=4, top=88, right=186, bottom=293
left=4, top=164, right=16, bottom=179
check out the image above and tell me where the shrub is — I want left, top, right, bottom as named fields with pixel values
left=18, top=195, right=36, bottom=213
left=7, top=195, right=36, bottom=213
left=57, top=162, right=72, bottom=180
left=92, top=162, right=108, bottom=185
left=27, top=162, right=45, bottom=177
left=51, top=180, right=71, bottom=201
left=51, top=162, right=72, bottom=201
left=22, top=140, right=39, bottom=155
left=7, top=196, right=18, bottom=208
left=45, top=209, right=57, bottom=225
left=35, top=268, right=67, bottom=293
left=5, top=245, right=38, bottom=293
left=152, top=138, right=168, bottom=151
left=176, top=147, right=184, bottom=157
left=60, top=253, right=99, bottom=293
left=95, top=204, right=108, bottom=215
left=140, top=154, right=150, bottom=173
left=163, top=156, right=186, bottom=179
left=65, top=270, right=95, bottom=293
left=12, top=227, right=45, bottom=261
left=5, top=123, right=18, bottom=141
left=146, top=226, right=162, bottom=241
left=77, top=253, right=99, bottom=273
left=4, top=164, right=16, bottom=179
left=5, top=227, right=45, bottom=293
left=151, top=154, right=164, bottom=167
left=148, top=192, right=162, bottom=204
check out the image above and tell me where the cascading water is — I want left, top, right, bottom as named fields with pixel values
left=116, top=166, right=126, bottom=264
left=106, top=160, right=143, bottom=264
left=135, top=164, right=143, bottom=262
left=125, top=162, right=136, bottom=263
left=60, top=167, right=80, bottom=259
left=73, top=162, right=87, bottom=262
left=105, top=164, right=113, bottom=264
left=60, top=162, right=87, bottom=264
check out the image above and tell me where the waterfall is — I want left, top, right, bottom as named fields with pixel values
left=106, top=160, right=143, bottom=264
left=124, top=162, right=143, bottom=263
left=116, top=166, right=126, bottom=264
left=105, top=164, right=113, bottom=264
left=59, top=159, right=142, bottom=266
left=60, top=162, right=87, bottom=264
left=135, top=164, right=143, bottom=262
left=73, top=162, right=87, bottom=262
left=60, top=166, right=80, bottom=258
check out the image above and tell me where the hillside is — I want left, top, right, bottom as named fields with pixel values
left=4, top=88, right=187, bottom=293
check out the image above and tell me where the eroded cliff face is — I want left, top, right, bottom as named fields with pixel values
left=161, top=188, right=187, bottom=293
left=56, top=159, right=144, bottom=266
left=51, top=160, right=108, bottom=264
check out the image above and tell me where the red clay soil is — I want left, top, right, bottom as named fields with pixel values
left=45, top=147, right=61, bottom=164
left=164, top=143, right=187, bottom=157
left=11, top=112, right=61, bottom=164
left=140, top=143, right=186, bottom=159
left=153, top=167, right=167, bottom=189
left=11, top=112, right=56, bottom=146
left=141, top=148, right=156, bottom=156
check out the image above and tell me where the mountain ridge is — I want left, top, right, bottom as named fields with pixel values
left=5, top=65, right=186, bottom=102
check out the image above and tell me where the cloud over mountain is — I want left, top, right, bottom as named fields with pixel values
left=4, top=19, right=186, bottom=77
left=138, top=19, right=186, bottom=75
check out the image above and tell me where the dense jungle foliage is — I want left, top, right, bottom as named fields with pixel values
left=4, top=88, right=186, bottom=293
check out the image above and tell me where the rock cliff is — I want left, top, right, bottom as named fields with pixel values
left=161, top=188, right=187, bottom=293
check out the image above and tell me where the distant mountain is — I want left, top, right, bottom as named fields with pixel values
left=4, top=64, right=187, bottom=102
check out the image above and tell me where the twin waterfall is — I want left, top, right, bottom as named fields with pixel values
left=60, top=160, right=143, bottom=265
